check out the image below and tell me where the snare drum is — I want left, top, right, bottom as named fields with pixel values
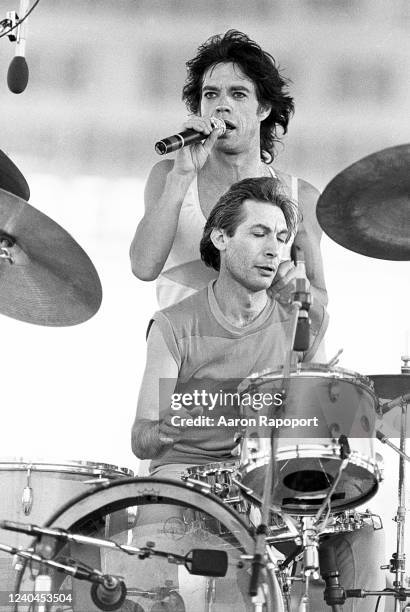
left=240, top=365, right=382, bottom=515
left=15, top=478, right=284, bottom=612
left=0, top=458, right=133, bottom=594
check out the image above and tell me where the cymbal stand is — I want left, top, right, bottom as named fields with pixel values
left=346, top=399, right=410, bottom=610
left=387, top=396, right=409, bottom=611
left=376, top=354, right=410, bottom=611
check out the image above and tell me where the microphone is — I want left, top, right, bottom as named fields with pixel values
left=90, top=576, right=127, bottom=611
left=7, top=0, right=29, bottom=93
left=185, top=548, right=228, bottom=577
left=319, top=543, right=346, bottom=610
left=292, top=247, right=312, bottom=352
left=155, top=117, right=226, bottom=155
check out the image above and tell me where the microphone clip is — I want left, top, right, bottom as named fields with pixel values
left=3, top=12, right=18, bottom=41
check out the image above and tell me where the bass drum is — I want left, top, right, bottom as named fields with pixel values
left=15, top=478, right=284, bottom=612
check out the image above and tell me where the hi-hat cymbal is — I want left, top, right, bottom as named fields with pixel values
left=0, top=188, right=102, bottom=326
left=0, top=150, right=30, bottom=201
left=369, top=374, right=410, bottom=400
left=370, top=374, right=410, bottom=435
left=317, top=144, right=410, bottom=260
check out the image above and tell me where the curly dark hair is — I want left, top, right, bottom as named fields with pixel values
left=182, top=30, right=294, bottom=163
left=200, top=176, right=299, bottom=271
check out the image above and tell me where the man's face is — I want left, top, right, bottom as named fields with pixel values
left=200, top=62, right=270, bottom=153
left=216, top=199, right=288, bottom=292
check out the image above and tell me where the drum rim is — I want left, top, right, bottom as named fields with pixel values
left=257, top=363, right=376, bottom=388
left=42, top=477, right=254, bottom=540
left=246, top=364, right=379, bottom=412
left=0, top=458, right=134, bottom=476
left=241, top=446, right=382, bottom=476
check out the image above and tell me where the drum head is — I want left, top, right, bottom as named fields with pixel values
left=15, top=478, right=283, bottom=612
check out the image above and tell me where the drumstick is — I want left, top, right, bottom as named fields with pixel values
left=326, top=348, right=344, bottom=368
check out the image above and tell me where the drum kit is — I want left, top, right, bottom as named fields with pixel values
left=0, top=144, right=408, bottom=612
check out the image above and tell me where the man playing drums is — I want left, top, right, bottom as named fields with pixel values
left=132, top=176, right=385, bottom=611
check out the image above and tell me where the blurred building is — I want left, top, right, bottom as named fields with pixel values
left=0, top=0, right=409, bottom=186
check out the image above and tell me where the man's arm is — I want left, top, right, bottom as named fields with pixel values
left=129, top=117, right=221, bottom=281
left=131, top=321, right=179, bottom=459
left=295, top=179, right=328, bottom=307
left=130, top=160, right=192, bottom=281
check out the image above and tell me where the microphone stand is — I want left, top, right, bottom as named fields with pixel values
left=0, top=541, right=107, bottom=581
left=248, top=278, right=308, bottom=600
left=0, top=528, right=228, bottom=577
left=374, top=356, right=410, bottom=611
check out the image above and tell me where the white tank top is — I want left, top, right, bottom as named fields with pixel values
left=156, top=169, right=299, bottom=309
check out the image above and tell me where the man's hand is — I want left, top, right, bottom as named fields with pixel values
left=269, top=260, right=311, bottom=304
left=172, top=116, right=223, bottom=176
left=132, top=419, right=178, bottom=460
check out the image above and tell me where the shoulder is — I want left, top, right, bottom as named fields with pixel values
left=154, top=287, right=209, bottom=335
left=271, top=166, right=320, bottom=207
left=272, top=167, right=321, bottom=234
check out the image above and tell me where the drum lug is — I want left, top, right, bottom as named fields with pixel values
left=328, top=382, right=340, bottom=402
left=21, top=485, right=33, bottom=515
left=21, top=465, right=34, bottom=515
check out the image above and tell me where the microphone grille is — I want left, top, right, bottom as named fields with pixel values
left=7, top=56, right=29, bottom=94
left=210, top=117, right=226, bottom=135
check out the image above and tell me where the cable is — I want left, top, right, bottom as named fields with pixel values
left=0, top=0, right=41, bottom=40
left=374, top=594, right=381, bottom=612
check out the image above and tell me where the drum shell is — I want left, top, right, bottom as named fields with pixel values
left=0, top=459, right=133, bottom=595
left=240, top=366, right=382, bottom=514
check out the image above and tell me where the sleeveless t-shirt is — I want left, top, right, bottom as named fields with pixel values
left=150, top=281, right=317, bottom=470
left=156, top=168, right=299, bottom=309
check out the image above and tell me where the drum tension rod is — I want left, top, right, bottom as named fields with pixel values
left=0, top=233, right=15, bottom=263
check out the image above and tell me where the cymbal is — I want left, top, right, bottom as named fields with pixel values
left=0, top=188, right=102, bottom=326
left=368, top=374, right=410, bottom=400
left=370, top=374, right=410, bottom=435
left=317, top=144, right=410, bottom=260
left=0, top=150, right=30, bottom=200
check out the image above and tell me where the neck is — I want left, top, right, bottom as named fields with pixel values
left=213, top=274, right=268, bottom=327
left=202, top=145, right=269, bottom=183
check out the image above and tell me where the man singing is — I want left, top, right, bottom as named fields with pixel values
left=130, top=30, right=328, bottom=322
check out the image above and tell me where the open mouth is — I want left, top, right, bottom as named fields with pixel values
left=256, top=265, right=275, bottom=274
left=223, top=120, right=235, bottom=131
